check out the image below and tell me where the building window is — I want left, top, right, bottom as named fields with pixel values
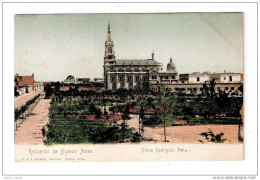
left=229, top=76, right=232, bottom=82
left=160, top=76, right=163, bottom=80
left=217, top=87, right=220, bottom=90
left=136, top=76, right=139, bottom=82
left=225, top=87, right=228, bottom=90
left=152, top=75, right=157, bottom=79
left=231, top=87, right=234, bottom=90
left=224, top=77, right=226, bottom=80
left=197, top=77, right=200, bottom=82
left=119, top=77, right=123, bottom=82
left=193, top=88, right=197, bottom=91
left=143, top=77, right=148, bottom=81
left=200, top=88, right=203, bottom=91
left=172, top=75, right=175, bottom=79
left=111, top=77, right=115, bottom=81
left=165, top=76, right=168, bottom=79
left=128, top=77, right=131, bottom=82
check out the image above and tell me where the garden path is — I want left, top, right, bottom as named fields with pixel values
left=15, top=90, right=43, bottom=109
left=15, top=98, right=51, bottom=145
left=126, top=114, right=243, bottom=144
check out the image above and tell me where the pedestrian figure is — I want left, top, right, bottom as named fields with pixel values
left=41, top=126, right=46, bottom=139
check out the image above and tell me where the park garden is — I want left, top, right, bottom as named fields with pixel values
left=43, top=80, right=243, bottom=144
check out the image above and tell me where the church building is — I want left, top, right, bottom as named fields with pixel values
left=103, top=24, right=243, bottom=97
left=103, top=23, right=178, bottom=91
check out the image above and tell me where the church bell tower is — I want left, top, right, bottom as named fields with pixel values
left=104, top=23, right=115, bottom=89
left=104, top=23, right=115, bottom=64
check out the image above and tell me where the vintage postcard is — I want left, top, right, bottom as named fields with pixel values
left=14, top=13, right=244, bottom=161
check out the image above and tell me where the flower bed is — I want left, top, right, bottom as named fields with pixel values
left=54, top=113, right=122, bottom=121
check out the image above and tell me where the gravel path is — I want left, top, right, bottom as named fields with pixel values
left=15, top=98, right=51, bottom=145
left=127, top=114, right=243, bottom=144
left=15, top=90, right=43, bottom=109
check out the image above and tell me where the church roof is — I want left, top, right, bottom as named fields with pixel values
left=115, top=59, right=161, bottom=66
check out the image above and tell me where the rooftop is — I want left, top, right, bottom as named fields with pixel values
left=115, top=59, right=161, bottom=66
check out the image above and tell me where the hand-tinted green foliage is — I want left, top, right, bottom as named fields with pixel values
left=45, top=97, right=136, bottom=144
left=132, top=132, right=142, bottom=142
left=44, top=116, right=135, bottom=144
left=14, top=94, right=40, bottom=121
left=200, top=129, right=226, bottom=143
left=142, top=113, right=162, bottom=127
left=14, top=87, right=19, bottom=96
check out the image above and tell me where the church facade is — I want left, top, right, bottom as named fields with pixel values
left=103, top=24, right=178, bottom=91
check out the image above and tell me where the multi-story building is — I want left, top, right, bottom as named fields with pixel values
left=103, top=24, right=243, bottom=96
left=14, top=74, right=35, bottom=94
left=103, top=23, right=163, bottom=91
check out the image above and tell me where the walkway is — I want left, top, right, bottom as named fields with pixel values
left=15, top=98, right=51, bottom=145
left=126, top=114, right=243, bottom=144
left=15, top=90, right=43, bottom=109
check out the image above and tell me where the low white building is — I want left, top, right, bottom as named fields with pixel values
left=188, top=72, right=211, bottom=83
left=210, top=73, right=241, bottom=83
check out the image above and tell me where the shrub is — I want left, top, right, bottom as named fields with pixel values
left=132, top=132, right=142, bottom=143
left=200, top=129, right=226, bottom=143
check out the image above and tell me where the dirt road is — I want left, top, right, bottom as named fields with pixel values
left=15, top=98, right=51, bottom=145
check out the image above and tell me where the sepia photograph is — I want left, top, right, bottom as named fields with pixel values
left=13, top=13, right=244, bottom=161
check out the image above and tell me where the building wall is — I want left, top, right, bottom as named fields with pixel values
left=14, top=74, right=34, bottom=91
left=150, top=83, right=243, bottom=96
left=76, top=78, right=90, bottom=84
left=189, top=73, right=210, bottom=83
left=219, top=73, right=241, bottom=83
left=210, top=73, right=241, bottom=83
left=107, top=71, right=150, bottom=90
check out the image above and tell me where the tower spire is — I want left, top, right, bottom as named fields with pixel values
left=108, top=22, right=111, bottom=34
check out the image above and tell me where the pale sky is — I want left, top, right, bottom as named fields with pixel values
left=15, top=13, right=243, bottom=82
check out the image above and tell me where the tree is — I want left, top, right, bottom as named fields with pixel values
left=202, top=79, right=218, bottom=120
left=44, top=83, right=53, bottom=97
left=157, top=86, right=176, bottom=142
left=14, top=87, right=19, bottom=96
left=122, top=103, right=130, bottom=120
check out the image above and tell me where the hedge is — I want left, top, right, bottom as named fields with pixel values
left=14, top=94, right=41, bottom=121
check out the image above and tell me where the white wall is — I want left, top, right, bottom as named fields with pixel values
left=220, top=74, right=241, bottom=83
left=189, top=74, right=210, bottom=83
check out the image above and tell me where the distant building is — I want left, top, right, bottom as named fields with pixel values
left=76, top=78, right=90, bottom=84
left=188, top=72, right=211, bottom=83
left=64, top=75, right=76, bottom=84
left=101, top=23, right=243, bottom=97
left=34, top=81, right=44, bottom=91
left=103, top=23, right=163, bottom=90
left=94, top=78, right=104, bottom=83
left=14, top=74, right=34, bottom=95
left=210, top=73, right=241, bottom=83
